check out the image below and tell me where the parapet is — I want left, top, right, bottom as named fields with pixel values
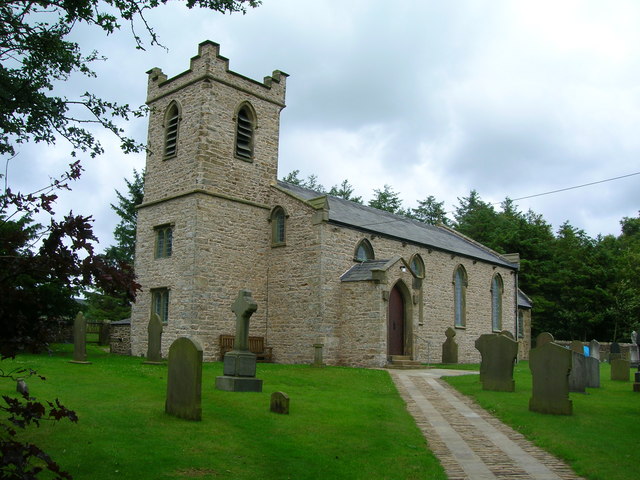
left=146, top=40, right=288, bottom=106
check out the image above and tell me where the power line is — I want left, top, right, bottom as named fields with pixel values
left=493, top=171, right=640, bottom=205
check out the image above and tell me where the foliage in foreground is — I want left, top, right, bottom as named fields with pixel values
left=444, top=361, right=640, bottom=480
left=0, top=346, right=445, bottom=480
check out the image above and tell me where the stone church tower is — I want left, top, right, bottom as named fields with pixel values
left=130, top=41, right=288, bottom=358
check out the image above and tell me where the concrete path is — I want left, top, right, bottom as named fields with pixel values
left=389, top=369, right=583, bottom=480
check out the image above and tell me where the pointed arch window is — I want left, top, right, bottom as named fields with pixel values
left=453, top=265, right=467, bottom=328
left=491, top=274, right=504, bottom=332
left=271, top=206, right=287, bottom=246
left=235, top=104, right=255, bottom=160
left=164, top=102, right=180, bottom=158
left=354, top=239, right=374, bottom=262
left=410, top=254, right=425, bottom=278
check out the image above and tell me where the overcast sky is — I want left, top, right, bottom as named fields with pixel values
left=6, top=0, right=640, bottom=250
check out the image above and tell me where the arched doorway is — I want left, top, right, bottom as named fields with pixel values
left=388, top=284, right=405, bottom=356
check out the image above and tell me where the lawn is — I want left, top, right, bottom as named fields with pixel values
left=444, top=360, right=640, bottom=480
left=1, top=345, right=445, bottom=480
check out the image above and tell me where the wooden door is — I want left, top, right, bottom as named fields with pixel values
left=388, top=285, right=405, bottom=356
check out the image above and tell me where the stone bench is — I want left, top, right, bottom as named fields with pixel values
left=219, top=334, right=273, bottom=362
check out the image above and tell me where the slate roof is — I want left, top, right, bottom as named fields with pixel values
left=276, top=181, right=518, bottom=269
left=518, top=289, right=533, bottom=309
left=340, top=260, right=396, bottom=282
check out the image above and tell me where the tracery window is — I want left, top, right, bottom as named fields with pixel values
left=271, top=207, right=286, bottom=246
left=410, top=254, right=425, bottom=278
left=151, top=288, right=169, bottom=324
left=491, top=274, right=504, bottom=331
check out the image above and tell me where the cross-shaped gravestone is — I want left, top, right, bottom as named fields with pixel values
left=442, top=327, right=458, bottom=364
left=230, top=289, right=257, bottom=353
left=216, top=290, right=263, bottom=392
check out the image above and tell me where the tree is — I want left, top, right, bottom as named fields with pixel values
left=103, top=169, right=145, bottom=266
left=368, top=184, right=404, bottom=214
left=328, top=179, right=363, bottom=203
left=453, top=190, right=498, bottom=246
left=409, top=195, right=450, bottom=225
left=281, top=170, right=325, bottom=192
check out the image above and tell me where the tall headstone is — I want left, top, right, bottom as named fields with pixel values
left=529, top=332, right=573, bottom=415
left=611, top=358, right=630, bottom=381
left=442, top=327, right=458, bottom=364
left=216, top=290, right=263, bottom=392
left=589, top=339, right=600, bottom=360
left=165, top=337, right=203, bottom=421
left=312, top=343, right=325, bottom=368
left=568, top=351, right=588, bottom=393
left=629, top=331, right=639, bottom=367
left=585, top=356, right=600, bottom=388
left=634, top=332, right=640, bottom=392
left=609, top=342, right=622, bottom=362
left=144, top=313, right=164, bottom=364
left=70, top=312, right=91, bottom=364
left=475, top=332, right=518, bottom=392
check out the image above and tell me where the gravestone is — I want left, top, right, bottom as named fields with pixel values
left=216, top=290, right=263, bottom=392
left=609, top=342, right=622, bottom=362
left=629, top=331, right=639, bottom=367
left=312, top=343, right=325, bottom=368
left=70, top=312, right=91, bottom=364
left=568, top=351, right=588, bottom=393
left=144, top=313, right=164, bottom=364
left=16, top=378, right=28, bottom=397
left=529, top=332, right=573, bottom=415
left=570, top=340, right=583, bottom=355
left=611, top=358, right=630, bottom=381
left=589, top=339, right=600, bottom=360
left=98, top=322, right=111, bottom=346
left=442, top=327, right=458, bottom=364
left=635, top=333, right=640, bottom=392
left=475, top=332, right=518, bottom=392
left=585, top=356, right=600, bottom=388
left=270, top=392, right=290, bottom=414
left=165, top=337, right=203, bottom=421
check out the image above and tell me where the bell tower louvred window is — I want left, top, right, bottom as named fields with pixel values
left=164, top=103, right=180, bottom=157
left=235, top=105, right=254, bottom=160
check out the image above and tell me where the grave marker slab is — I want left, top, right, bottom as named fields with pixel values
left=442, top=327, right=458, bottom=364
left=609, top=342, right=622, bottom=362
left=585, top=356, right=600, bottom=388
left=144, top=313, right=164, bottom=364
left=570, top=340, right=583, bottom=355
left=589, top=340, right=600, bottom=360
left=70, top=312, right=91, bottom=364
left=270, top=392, right=290, bottom=414
left=611, top=358, right=630, bottom=381
left=529, top=332, right=573, bottom=415
left=165, top=337, right=203, bottom=421
left=475, top=333, right=518, bottom=392
left=312, top=343, right=325, bottom=368
left=569, top=351, right=587, bottom=393
left=216, top=290, right=263, bottom=392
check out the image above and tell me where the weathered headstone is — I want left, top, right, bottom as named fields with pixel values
left=609, top=341, right=622, bottom=362
left=611, top=358, right=630, bottom=381
left=16, top=378, right=28, bottom=397
left=570, top=340, right=583, bottom=355
left=98, top=322, right=111, bottom=346
left=635, top=333, right=640, bottom=392
left=569, top=351, right=588, bottom=393
left=312, top=343, right=325, bottom=368
left=144, top=313, right=164, bottom=364
left=70, top=312, right=91, bottom=364
left=270, top=391, right=290, bottom=414
left=165, top=337, right=203, bottom=421
left=629, top=333, right=639, bottom=366
left=589, top=339, right=600, bottom=360
left=475, top=332, right=518, bottom=392
left=529, top=332, right=572, bottom=415
left=216, top=290, right=263, bottom=392
left=585, top=356, right=600, bottom=388
left=442, top=327, right=458, bottom=364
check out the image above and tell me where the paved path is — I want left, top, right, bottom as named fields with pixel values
left=389, top=369, right=583, bottom=480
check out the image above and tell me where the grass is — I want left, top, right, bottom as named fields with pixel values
left=444, top=360, right=640, bottom=480
left=1, top=344, right=445, bottom=480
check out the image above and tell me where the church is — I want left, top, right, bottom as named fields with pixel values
left=130, top=41, right=529, bottom=367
